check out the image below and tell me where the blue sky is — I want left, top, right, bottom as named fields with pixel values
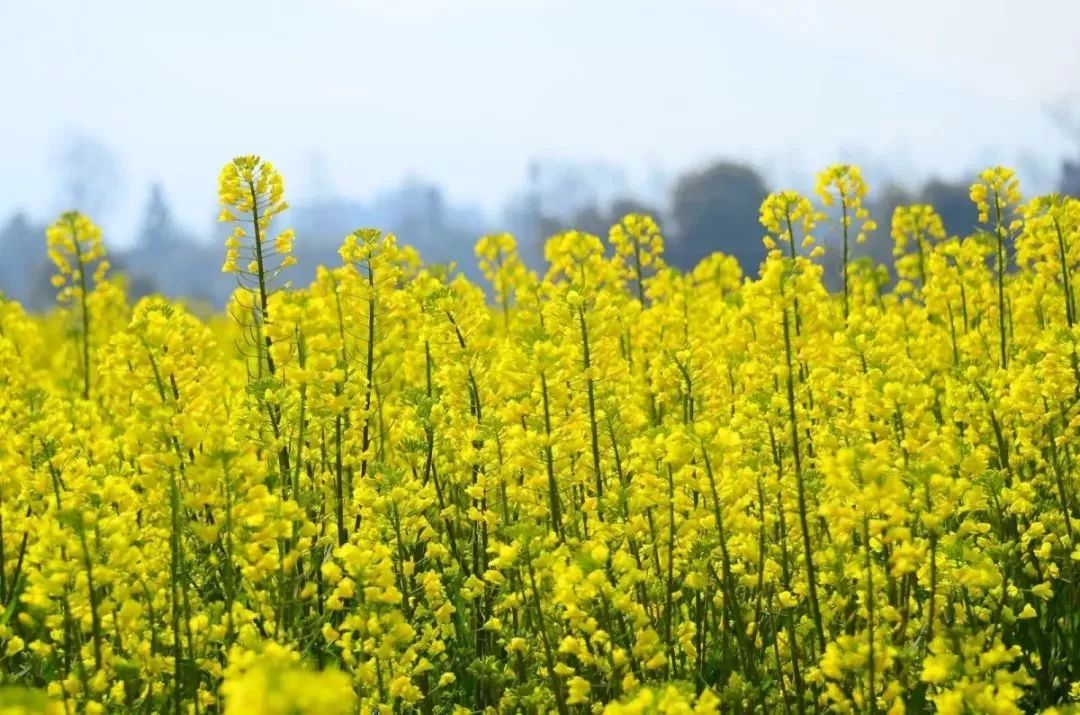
left=2, top=0, right=1078, bottom=243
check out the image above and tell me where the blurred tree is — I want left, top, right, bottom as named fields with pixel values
left=123, top=183, right=202, bottom=299
left=529, top=211, right=576, bottom=247
left=55, top=131, right=123, bottom=220
left=125, top=271, right=160, bottom=301
left=504, top=159, right=630, bottom=267
left=1061, top=161, right=1080, bottom=196
left=27, top=259, right=57, bottom=312
left=1048, top=96, right=1080, bottom=196
left=607, top=197, right=660, bottom=225
left=560, top=197, right=661, bottom=239
left=387, top=179, right=446, bottom=250
left=0, top=212, right=47, bottom=306
left=135, top=183, right=185, bottom=250
left=369, top=177, right=489, bottom=280
left=668, top=161, right=768, bottom=273
left=919, top=179, right=978, bottom=237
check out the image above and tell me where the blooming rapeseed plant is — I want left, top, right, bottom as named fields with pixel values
left=0, top=155, right=1077, bottom=713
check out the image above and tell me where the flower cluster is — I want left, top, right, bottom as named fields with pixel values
left=0, top=156, right=1078, bottom=713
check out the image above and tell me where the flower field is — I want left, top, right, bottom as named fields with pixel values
left=0, top=157, right=1078, bottom=713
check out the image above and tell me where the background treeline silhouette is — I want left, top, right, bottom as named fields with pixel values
left=3, top=149, right=1079, bottom=311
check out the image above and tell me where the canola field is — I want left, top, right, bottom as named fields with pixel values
left=0, top=157, right=1078, bottom=714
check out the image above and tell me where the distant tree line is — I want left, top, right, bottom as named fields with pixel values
left=515, top=158, right=1023, bottom=278
left=2, top=139, right=1078, bottom=311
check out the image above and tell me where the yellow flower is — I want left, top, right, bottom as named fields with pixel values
left=567, top=676, right=591, bottom=705
left=3, top=637, right=24, bottom=657
left=921, top=652, right=956, bottom=684
left=4, top=159, right=1079, bottom=713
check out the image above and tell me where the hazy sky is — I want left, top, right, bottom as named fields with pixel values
left=2, top=0, right=1079, bottom=243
